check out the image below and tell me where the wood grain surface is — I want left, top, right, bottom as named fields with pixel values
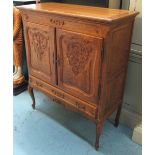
left=18, top=2, right=138, bottom=23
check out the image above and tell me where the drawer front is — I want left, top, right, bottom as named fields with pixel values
left=29, top=76, right=97, bottom=119
left=21, top=10, right=108, bottom=37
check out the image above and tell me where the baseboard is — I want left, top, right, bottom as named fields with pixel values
left=108, top=106, right=141, bottom=129
left=132, top=123, right=142, bottom=145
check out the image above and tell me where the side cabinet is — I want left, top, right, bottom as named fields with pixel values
left=19, top=2, right=138, bottom=150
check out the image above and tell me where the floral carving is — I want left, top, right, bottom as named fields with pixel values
left=29, top=28, right=49, bottom=60
left=75, top=101, right=86, bottom=111
left=64, top=36, right=93, bottom=75
left=50, top=18, right=64, bottom=26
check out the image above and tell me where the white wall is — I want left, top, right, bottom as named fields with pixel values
left=130, top=0, right=142, bottom=45
left=109, top=0, right=120, bottom=9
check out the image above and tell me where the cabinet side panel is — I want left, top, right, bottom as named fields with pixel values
left=108, top=23, right=133, bottom=78
left=100, top=22, right=134, bottom=118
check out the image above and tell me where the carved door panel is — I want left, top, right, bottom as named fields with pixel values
left=56, top=29, right=103, bottom=104
left=24, top=22, right=56, bottom=84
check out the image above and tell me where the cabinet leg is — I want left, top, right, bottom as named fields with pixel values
left=114, top=104, right=122, bottom=127
left=28, top=85, right=35, bottom=109
left=95, top=122, right=103, bottom=150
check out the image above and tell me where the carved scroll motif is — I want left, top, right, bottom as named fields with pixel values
left=64, top=37, right=93, bottom=75
left=35, top=81, right=43, bottom=88
left=50, top=18, right=64, bottom=26
left=51, top=89, right=65, bottom=99
left=28, top=28, right=49, bottom=61
left=23, top=13, right=29, bottom=20
left=75, top=101, right=86, bottom=111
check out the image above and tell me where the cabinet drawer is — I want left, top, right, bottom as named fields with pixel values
left=29, top=75, right=97, bottom=120
left=21, top=10, right=107, bottom=37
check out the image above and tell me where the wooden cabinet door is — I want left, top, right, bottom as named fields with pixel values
left=24, top=22, right=56, bottom=84
left=56, top=29, right=103, bottom=104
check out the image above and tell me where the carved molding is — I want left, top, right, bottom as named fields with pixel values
left=63, top=36, right=93, bottom=75
left=51, top=89, right=65, bottom=99
left=23, top=13, right=29, bottom=20
left=36, top=81, right=43, bottom=87
left=50, top=18, right=64, bottom=26
left=28, top=28, right=49, bottom=61
left=75, top=101, right=86, bottom=111
left=30, top=78, right=43, bottom=87
left=29, top=77, right=96, bottom=117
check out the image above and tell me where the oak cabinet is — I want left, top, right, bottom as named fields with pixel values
left=18, top=2, right=138, bottom=150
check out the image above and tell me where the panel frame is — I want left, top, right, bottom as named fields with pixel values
left=23, top=22, right=57, bottom=85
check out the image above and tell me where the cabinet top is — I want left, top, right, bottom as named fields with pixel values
left=17, top=2, right=138, bottom=23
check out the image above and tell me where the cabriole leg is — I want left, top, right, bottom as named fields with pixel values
left=28, top=85, right=35, bottom=109
left=95, top=121, right=103, bottom=150
left=114, top=104, right=122, bottom=127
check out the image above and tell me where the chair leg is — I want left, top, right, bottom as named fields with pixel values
left=95, top=121, right=103, bottom=150
left=114, top=104, right=122, bottom=127
left=28, top=85, right=35, bottom=109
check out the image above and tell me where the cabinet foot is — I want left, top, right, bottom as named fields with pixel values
left=114, top=104, right=122, bottom=127
left=95, top=122, right=103, bottom=150
left=28, top=85, right=35, bottom=109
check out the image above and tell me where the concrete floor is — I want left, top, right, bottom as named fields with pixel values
left=13, top=90, right=142, bottom=155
